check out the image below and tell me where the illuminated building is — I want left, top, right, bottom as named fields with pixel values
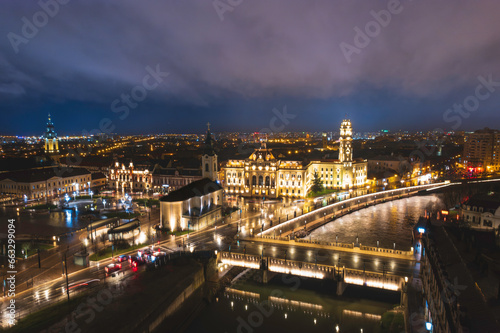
left=221, top=119, right=367, bottom=198
left=152, top=167, right=202, bottom=193
left=460, top=192, right=500, bottom=231
left=108, top=161, right=153, bottom=193
left=463, top=128, right=500, bottom=172
left=0, top=167, right=91, bottom=200
left=109, top=124, right=218, bottom=194
left=44, top=113, right=59, bottom=154
left=201, top=122, right=219, bottom=182
left=159, top=178, right=222, bottom=232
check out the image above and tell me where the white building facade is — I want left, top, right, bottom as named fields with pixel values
left=159, top=178, right=223, bottom=232
left=222, top=119, right=367, bottom=198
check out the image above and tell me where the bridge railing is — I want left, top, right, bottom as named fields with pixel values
left=295, top=238, right=354, bottom=249
left=359, top=245, right=412, bottom=256
left=259, top=235, right=289, bottom=241
left=243, top=237, right=413, bottom=256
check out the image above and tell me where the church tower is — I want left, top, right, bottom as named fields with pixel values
left=339, top=119, right=353, bottom=163
left=202, top=123, right=218, bottom=182
left=44, top=113, right=59, bottom=154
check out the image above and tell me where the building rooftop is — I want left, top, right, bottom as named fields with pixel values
left=91, top=172, right=107, bottom=180
left=0, top=166, right=91, bottom=183
left=160, top=178, right=222, bottom=202
left=153, top=167, right=201, bottom=177
left=463, top=192, right=500, bottom=213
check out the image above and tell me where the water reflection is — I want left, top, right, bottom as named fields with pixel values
left=188, top=274, right=398, bottom=333
left=0, top=200, right=97, bottom=235
left=310, top=195, right=443, bottom=249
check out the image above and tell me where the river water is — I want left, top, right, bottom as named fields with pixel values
left=309, top=195, right=444, bottom=250
left=187, top=271, right=400, bottom=333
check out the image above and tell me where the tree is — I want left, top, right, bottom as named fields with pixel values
left=311, top=171, right=323, bottom=194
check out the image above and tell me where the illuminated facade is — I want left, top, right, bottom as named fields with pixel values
left=159, top=178, right=222, bottom=232
left=222, top=119, right=367, bottom=198
left=0, top=167, right=91, bottom=200
left=44, top=113, right=59, bottom=154
left=108, top=161, right=153, bottom=193
left=463, top=128, right=500, bottom=172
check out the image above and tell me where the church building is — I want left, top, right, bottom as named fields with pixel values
left=44, top=113, right=59, bottom=154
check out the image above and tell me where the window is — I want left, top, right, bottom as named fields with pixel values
left=205, top=163, right=209, bottom=172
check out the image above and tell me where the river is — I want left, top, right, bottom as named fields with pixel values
left=309, top=195, right=444, bottom=250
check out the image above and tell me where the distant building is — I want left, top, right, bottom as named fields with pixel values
left=44, top=114, right=59, bottom=154
left=108, top=161, right=153, bottom=193
left=0, top=167, right=91, bottom=200
left=159, top=178, right=222, bottom=232
left=91, top=172, right=107, bottom=190
left=368, top=155, right=404, bottom=173
left=151, top=166, right=202, bottom=193
left=221, top=119, right=367, bottom=198
left=109, top=159, right=205, bottom=194
left=201, top=123, right=219, bottom=182
left=463, top=128, right=500, bottom=172
left=460, top=192, right=500, bottom=232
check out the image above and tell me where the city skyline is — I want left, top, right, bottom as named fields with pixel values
left=2, top=1, right=500, bottom=135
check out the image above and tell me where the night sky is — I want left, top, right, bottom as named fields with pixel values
left=1, top=0, right=500, bottom=135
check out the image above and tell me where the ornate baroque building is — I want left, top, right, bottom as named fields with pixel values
left=221, top=119, right=367, bottom=198
left=44, top=114, right=59, bottom=154
left=108, top=161, right=153, bottom=193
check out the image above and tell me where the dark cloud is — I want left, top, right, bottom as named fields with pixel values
left=1, top=0, right=500, bottom=134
